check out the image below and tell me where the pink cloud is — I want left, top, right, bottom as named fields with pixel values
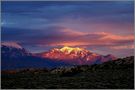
left=38, top=30, right=133, bottom=50
left=24, top=27, right=133, bottom=57
left=110, top=45, right=134, bottom=50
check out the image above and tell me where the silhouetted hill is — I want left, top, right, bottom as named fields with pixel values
left=1, top=56, right=134, bottom=89
left=2, top=56, right=71, bottom=70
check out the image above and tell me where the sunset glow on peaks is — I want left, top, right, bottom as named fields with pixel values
left=1, top=1, right=134, bottom=88
left=60, top=46, right=84, bottom=54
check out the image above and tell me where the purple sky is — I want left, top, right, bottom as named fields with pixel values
left=1, top=1, right=134, bottom=57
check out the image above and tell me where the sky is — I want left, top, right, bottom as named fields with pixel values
left=1, top=1, right=134, bottom=57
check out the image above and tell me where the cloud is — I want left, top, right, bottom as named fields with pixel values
left=27, top=29, right=133, bottom=48
left=2, top=1, right=133, bottom=29
left=1, top=1, right=134, bottom=57
left=33, top=30, right=134, bottom=57
left=110, top=45, right=134, bottom=50
left=99, top=32, right=134, bottom=41
left=2, top=25, right=133, bottom=57
left=2, top=26, right=133, bottom=47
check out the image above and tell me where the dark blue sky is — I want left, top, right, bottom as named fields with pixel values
left=1, top=1, right=134, bottom=57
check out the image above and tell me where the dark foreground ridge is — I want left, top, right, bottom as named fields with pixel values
left=1, top=56, right=134, bottom=89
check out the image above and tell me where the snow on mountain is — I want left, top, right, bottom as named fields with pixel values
left=37, top=46, right=117, bottom=65
left=1, top=44, right=117, bottom=70
left=1, top=42, right=31, bottom=58
left=1, top=42, right=23, bottom=49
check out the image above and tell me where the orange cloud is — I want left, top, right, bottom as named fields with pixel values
left=36, top=28, right=133, bottom=50
left=99, top=32, right=134, bottom=41
left=62, top=28, right=85, bottom=36
left=110, top=45, right=134, bottom=50
left=49, top=41, right=90, bottom=46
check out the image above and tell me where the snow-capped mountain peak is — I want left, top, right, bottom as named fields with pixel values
left=37, top=46, right=116, bottom=65
left=60, top=46, right=85, bottom=54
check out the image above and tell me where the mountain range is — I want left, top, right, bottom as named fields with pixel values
left=1, top=42, right=116, bottom=70
left=37, top=46, right=116, bottom=65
